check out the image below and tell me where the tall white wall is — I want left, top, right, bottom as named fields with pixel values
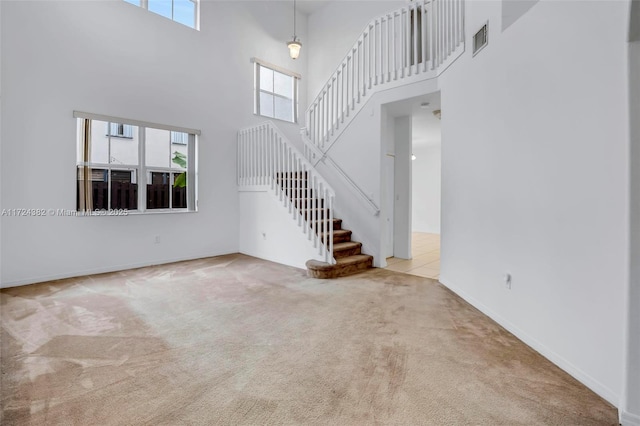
left=0, top=0, right=308, bottom=287
left=411, top=144, right=441, bottom=234
left=438, top=0, right=629, bottom=409
left=625, top=37, right=640, bottom=425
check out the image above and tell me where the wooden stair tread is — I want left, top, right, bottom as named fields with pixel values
left=312, top=218, right=343, bottom=230
left=336, top=254, right=373, bottom=265
left=333, top=241, right=361, bottom=251
left=306, top=255, right=373, bottom=279
left=306, top=254, right=372, bottom=269
left=322, top=229, right=351, bottom=238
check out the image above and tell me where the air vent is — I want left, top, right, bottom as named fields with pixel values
left=473, top=23, right=488, bottom=56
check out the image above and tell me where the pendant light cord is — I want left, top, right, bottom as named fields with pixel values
left=293, top=0, right=297, bottom=39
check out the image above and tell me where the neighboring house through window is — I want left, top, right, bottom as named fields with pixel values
left=107, top=122, right=134, bottom=138
left=75, top=112, right=199, bottom=213
left=253, top=58, right=300, bottom=123
left=171, top=131, right=188, bottom=145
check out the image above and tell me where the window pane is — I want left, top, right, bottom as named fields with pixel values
left=172, top=173, right=188, bottom=208
left=259, top=66, right=273, bottom=92
left=148, top=0, right=172, bottom=19
left=77, top=167, right=108, bottom=210
left=146, top=128, right=170, bottom=168
left=170, top=131, right=188, bottom=145
left=274, top=96, right=293, bottom=122
left=147, top=172, right=170, bottom=209
left=110, top=126, right=138, bottom=165
left=111, top=169, right=138, bottom=210
left=171, top=145, right=188, bottom=170
left=87, top=120, right=109, bottom=164
left=123, top=0, right=141, bottom=5
left=173, top=0, right=195, bottom=28
left=273, top=71, right=293, bottom=98
left=259, top=92, right=274, bottom=118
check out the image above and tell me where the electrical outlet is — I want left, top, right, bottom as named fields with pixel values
left=504, top=273, right=512, bottom=290
left=262, top=232, right=267, bottom=240
left=154, top=235, right=161, bottom=244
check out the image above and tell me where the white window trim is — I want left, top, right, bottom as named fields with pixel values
left=74, top=111, right=201, bottom=135
left=251, top=58, right=302, bottom=80
left=125, top=0, right=200, bottom=31
left=252, top=58, right=300, bottom=124
left=75, top=112, right=199, bottom=214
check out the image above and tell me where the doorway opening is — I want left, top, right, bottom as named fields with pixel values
left=382, top=92, right=442, bottom=280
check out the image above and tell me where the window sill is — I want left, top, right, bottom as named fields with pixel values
left=75, top=209, right=197, bottom=217
left=105, top=135, right=134, bottom=139
left=253, top=113, right=297, bottom=125
left=127, top=209, right=197, bottom=215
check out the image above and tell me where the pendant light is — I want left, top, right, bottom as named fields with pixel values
left=287, top=0, right=302, bottom=59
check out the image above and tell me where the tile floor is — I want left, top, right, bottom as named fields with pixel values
left=385, top=232, right=440, bottom=279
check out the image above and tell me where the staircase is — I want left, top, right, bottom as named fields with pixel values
left=237, top=0, right=465, bottom=278
left=238, top=122, right=374, bottom=278
left=303, top=0, right=465, bottom=160
left=276, top=172, right=373, bottom=278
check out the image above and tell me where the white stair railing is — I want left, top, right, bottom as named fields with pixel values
left=238, top=121, right=336, bottom=264
left=304, top=0, right=465, bottom=153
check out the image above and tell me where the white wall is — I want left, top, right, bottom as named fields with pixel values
left=501, top=0, right=539, bottom=31
left=393, top=116, right=412, bottom=258
left=306, top=0, right=404, bottom=102
left=438, top=0, right=629, bottom=409
left=0, top=0, right=308, bottom=287
left=411, top=144, right=441, bottom=234
left=239, top=189, right=325, bottom=269
left=625, top=37, right=640, bottom=426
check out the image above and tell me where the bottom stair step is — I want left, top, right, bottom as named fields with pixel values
left=306, top=254, right=373, bottom=279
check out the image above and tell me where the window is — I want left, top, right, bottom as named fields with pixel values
left=75, top=112, right=198, bottom=213
left=253, top=59, right=300, bottom=123
left=106, top=122, right=134, bottom=138
left=123, top=0, right=198, bottom=30
left=171, top=131, right=188, bottom=145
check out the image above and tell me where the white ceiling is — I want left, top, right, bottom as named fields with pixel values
left=249, top=0, right=328, bottom=15
left=295, top=0, right=329, bottom=15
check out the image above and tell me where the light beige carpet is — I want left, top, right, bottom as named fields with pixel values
left=1, top=254, right=617, bottom=425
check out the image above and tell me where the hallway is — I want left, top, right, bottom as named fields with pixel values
left=385, top=232, right=440, bottom=280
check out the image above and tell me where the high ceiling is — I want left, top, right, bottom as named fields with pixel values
left=295, top=0, right=329, bottom=15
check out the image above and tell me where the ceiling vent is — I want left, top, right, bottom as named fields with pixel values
left=473, top=23, right=488, bottom=56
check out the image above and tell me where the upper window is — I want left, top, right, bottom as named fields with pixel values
left=75, top=113, right=199, bottom=213
left=107, top=122, right=134, bottom=139
left=124, top=0, right=199, bottom=30
left=253, top=59, right=300, bottom=123
left=171, top=131, right=188, bottom=145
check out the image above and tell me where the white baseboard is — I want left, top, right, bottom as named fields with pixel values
left=438, top=276, right=620, bottom=408
left=621, top=410, right=640, bottom=426
left=0, top=250, right=235, bottom=289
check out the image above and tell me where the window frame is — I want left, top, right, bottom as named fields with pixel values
left=252, top=58, right=301, bottom=124
left=74, top=111, right=199, bottom=215
left=171, top=131, right=189, bottom=145
left=123, top=0, right=200, bottom=31
left=106, top=122, right=134, bottom=139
